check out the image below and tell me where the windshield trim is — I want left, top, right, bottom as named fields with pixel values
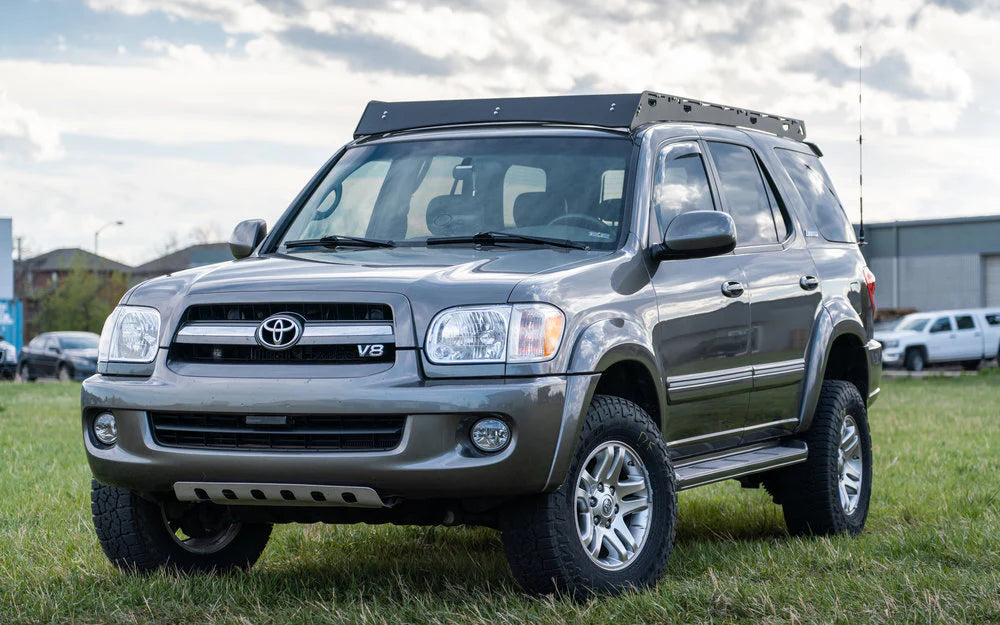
left=263, top=129, right=639, bottom=256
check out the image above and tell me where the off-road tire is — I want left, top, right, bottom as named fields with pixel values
left=91, top=480, right=272, bottom=573
left=776, top=380, right=872, bottom=536
left=500, top=395, right=677, bottom=598
left=904, top=347, right=925, bottom=372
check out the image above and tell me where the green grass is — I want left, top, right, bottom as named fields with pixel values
left=1, top=374, right=999, bottom=625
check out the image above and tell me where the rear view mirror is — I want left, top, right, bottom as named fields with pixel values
left=653, top=210, right=737, bottom=260
left=229, top=219, right=267, bottom=259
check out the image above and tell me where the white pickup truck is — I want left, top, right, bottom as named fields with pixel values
left=877, top=309, right=1000, bottom=371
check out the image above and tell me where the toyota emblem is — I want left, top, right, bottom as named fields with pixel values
left=256, top=313, right=303, bottom=350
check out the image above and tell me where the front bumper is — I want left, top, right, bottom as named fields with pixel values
left=82, top=351, right=598, bottom=500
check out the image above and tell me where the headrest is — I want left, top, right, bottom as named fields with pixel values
left=425, top=195, right=484, bottom=235
left=513, top=192, right=566, bottom=228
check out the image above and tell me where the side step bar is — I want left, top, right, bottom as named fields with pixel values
left=173, top=482, right=388, bottom=508
left=675, top=440, right=808, bottom=490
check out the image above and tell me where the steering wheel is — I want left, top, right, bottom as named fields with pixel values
left=548, top=213, right=613, bottom=234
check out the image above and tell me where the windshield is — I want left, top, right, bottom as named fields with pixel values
left=59, top=335, right=99, bottom=350
left=278, top=136, right=632, bottom=250
left=896, top=317, right=930, bottom=332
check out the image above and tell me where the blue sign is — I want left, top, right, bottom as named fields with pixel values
left=0, top=299, right=23, bottom=354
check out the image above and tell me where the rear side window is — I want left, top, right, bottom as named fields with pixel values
left=955, top=315, right=976, bottom=330
left=929, top=317, right=953, bottom=333
left=706, top=142, right=781, bottom=246
left=776, top=149, right=855, bottom=243
left=986, top=313, right=1000, bottom=326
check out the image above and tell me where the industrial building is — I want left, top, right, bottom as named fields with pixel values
left=860, top=215, right=1000, bottom=311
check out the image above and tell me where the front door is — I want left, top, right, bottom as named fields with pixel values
left=702, top=139, right=821, bottom=444
left=647, top=140, right=751, bottom=457
left=925, top=315, right=955, bottom=361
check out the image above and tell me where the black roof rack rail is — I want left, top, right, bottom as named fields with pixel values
left=353, top=90, right=806, bottom=141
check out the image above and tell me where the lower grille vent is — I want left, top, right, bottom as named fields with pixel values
left=150, top=413, right=406, bottom=452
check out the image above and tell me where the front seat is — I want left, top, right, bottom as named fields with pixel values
left=513, top=192, right=567, bottom=228
left=426, top=195, right=485, bottom=236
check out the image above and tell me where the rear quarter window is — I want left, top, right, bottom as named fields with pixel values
left=985, top=313, right=1000, bottom=326
left=775, top=148, right=855, bottom=243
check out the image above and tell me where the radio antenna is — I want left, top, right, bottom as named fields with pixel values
left=858, top=44, right=866, bottom=245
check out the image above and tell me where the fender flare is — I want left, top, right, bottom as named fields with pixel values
left=796, top=300, right=869, bottom=432
left=542, top=318, right=666, bottom=491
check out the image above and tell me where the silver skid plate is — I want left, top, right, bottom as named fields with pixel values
left=173, top=481, right=387, bottom=508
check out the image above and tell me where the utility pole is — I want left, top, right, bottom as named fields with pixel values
left=94, top=220, right=124, bottom=259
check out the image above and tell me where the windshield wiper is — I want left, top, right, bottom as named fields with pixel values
left=284, top=235, right=396, bottom=249
left=425, top=231, right=589, bottom=250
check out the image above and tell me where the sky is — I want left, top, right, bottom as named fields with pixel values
left=1, top=0, right=999, bottom=266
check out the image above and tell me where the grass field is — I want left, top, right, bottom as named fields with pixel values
left=1, top=374, right=999, bottom=625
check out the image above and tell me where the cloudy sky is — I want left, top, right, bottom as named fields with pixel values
left=1, top=0, right=999, bottom=265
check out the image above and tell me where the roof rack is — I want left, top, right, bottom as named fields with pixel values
left=353, top=90, right=807, bottom=141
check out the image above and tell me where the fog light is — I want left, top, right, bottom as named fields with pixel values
left=470, top=418, right=510, bottom=453
left=93, top=412, right=118, bottom=446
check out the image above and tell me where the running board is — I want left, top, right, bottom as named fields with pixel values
left=674, top=440, right=808, bottom=490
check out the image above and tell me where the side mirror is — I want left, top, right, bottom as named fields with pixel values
left=229, top=219, right=267, bottom=259
left=653, top=210, right=737, bottom=260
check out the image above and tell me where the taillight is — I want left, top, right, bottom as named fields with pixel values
left=863, top=267, right=876, bottom=314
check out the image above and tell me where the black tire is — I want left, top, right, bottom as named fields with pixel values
left=904, top=347, right=925, bottom=372
left=500, top=395, right=677, bottom=598
left=961, top=360, right=981, bottom=371
left=91, top=480, right=272, bottom=573
left=18, top=363, right=35, bottom=382
left=775, top=380, right=872, bottom=537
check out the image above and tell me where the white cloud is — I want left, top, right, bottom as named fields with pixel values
left=0, top=90, right=65, bottom=162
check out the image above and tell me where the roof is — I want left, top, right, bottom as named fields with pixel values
left=131, top=243, right=231, bottom=277
left=16, top=248, right=131, bottom=273
left=354, top=91, right=806, bottom=141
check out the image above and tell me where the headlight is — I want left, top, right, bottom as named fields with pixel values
left=425, top=304, right=564, bottom=364
left=882, top=339, right=899, bottom=348
left=99, top=305, right=161, bottom=364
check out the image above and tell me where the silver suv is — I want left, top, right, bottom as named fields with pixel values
left=84, top=92, right=881, bottom=596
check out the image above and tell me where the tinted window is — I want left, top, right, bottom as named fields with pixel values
left=707, top=142, right=779, bottom=246
left=955, top=315, right=976, bottom=330
left=986, top=313, right=1000, bottom=326
left=929, top=317, right=953, bottom=333
left=652, top=143, right=714, bottom=237
left=776, top=149, right=855, bottom=243
left=59, top=335, right=99, bottom=350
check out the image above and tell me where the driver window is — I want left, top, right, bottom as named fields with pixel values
left=929, top=317, right=953, bottom=333
left=652, top=142, right=715, bottom=238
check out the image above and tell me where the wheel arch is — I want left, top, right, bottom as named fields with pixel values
left=796, top=304, right=871, bottom=432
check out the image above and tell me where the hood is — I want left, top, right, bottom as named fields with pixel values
left=874, top=330, right=921, bottom=343
left=64, top=348, right=98, bottom=360
left=126, top=246, right=610, bottom=346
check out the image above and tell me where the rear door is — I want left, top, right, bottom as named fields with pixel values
left=702, top=138, right=822, bottom=444
left=952, top=314, right=983, bottom=359
left=647, top=139, right=751, bottom=455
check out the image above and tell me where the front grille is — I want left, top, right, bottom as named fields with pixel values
left=150, top=412, right=406, bottom=451
left=169, top=343, right=395, bottom=364
left=182, top=303, right=391, bottom=323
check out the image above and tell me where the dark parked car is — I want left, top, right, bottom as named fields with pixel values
left=19, top=331, right=99, bottom=381
left=84, top=92, right=880, bottom=597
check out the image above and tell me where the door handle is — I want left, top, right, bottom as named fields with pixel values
left=800, top=275, right=820, bottom=291
left=721, top=281, right=744, bottom=298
